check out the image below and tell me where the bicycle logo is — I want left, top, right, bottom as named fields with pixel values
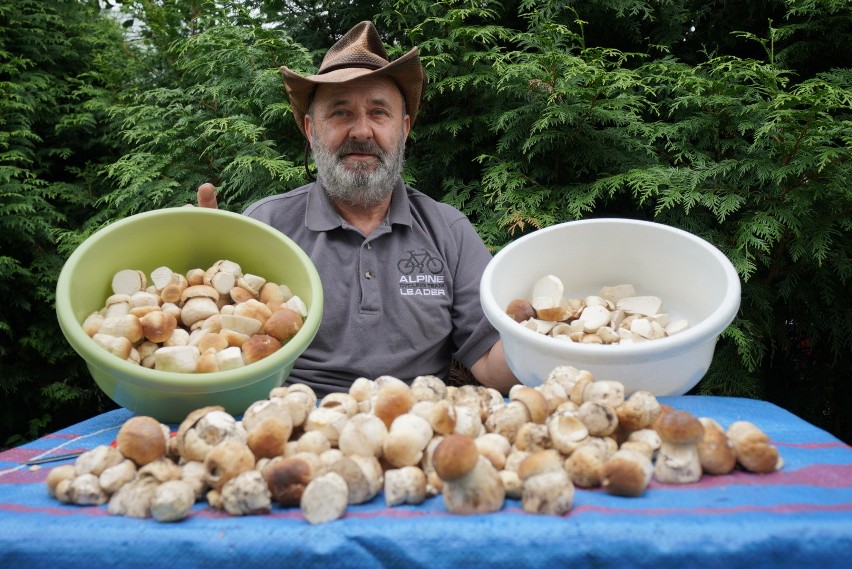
left=397, top=248, right=445, bottom=275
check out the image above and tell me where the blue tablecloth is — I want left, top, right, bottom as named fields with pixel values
left=1, top=396, right=850, bottom=569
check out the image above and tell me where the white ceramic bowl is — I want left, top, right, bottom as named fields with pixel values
left=480, top=218, right=741, bottom=396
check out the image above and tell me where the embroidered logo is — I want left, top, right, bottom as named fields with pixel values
left=397, top=248, right=446, bottom=297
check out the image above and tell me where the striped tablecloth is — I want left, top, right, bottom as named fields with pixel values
left=1, top=396, right=850, bottom=569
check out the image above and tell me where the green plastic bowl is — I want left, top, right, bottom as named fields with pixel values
left=56, top=207, right=323, bottom=423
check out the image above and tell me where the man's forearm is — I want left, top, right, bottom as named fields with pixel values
left=470, top=340, right=519, bottom=395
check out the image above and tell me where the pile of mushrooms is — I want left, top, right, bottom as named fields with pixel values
left=81, top=260, right=308, bottom=373
left=45, top=367, right=783, bottom=523
left=506, top=277, right=689, bottom=344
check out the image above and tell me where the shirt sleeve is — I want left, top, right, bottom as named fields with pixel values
left=443, top=212, right=502, bottom=370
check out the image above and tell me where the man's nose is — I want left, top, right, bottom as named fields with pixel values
left=349, top=112, right=373, bottom=139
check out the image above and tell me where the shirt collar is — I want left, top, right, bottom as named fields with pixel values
left=305, top=178, right=412, bottom=232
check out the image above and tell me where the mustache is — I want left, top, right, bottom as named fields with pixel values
left=336, top=140, right=385, bottom=163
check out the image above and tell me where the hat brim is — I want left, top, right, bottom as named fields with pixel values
left=280, top=47, right=426, bottom=137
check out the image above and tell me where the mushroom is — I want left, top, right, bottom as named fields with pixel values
left=577, top=401, right=619, bottom=437
left=112, top=269, right=147, bottom=296
left=303, top=406, right=349, bottom=447
left=246, top=416, right=292, bottom=459
left=74, top=444, right=124, bottom=476
left=220, top=470, right=272, bottom=516
left=474, top=432, right=512, bottom=471
left=300, top=472, right=349, bottom=525
left=531, top=275, right=566, bottom=321
left=505, top=298, right=536, bottom=323
left=115, top=415, right=168, bottom=466
left=410, top=375, right=449, bottom=402
left=323, top=453, right=382, bottom=505
left=564, top=443, right=607, bottom=488
left=653, top=409, right=705, bottom=484
left=108, top=477, right=159, bottom=517
left=319, top=392, right=359, bottom=418
left=484, top=400, right=530, bottom=444
left=68, top=473, right=111, bottom=505
left=432, top=434, right=505, bottom=515
left=337, top=413, right=388, bottom=458
left=513, top=422, right=552, bottom=452
left=204, top=259, right=242, bottom=295
left=98, top=314, right=144, bottom=344
left=509, top=385, right=549, bottom=424
left=384, top=466, right=427, bottom=507
left=175, top=407, right=246, bottom=463
left=726, top=420, right=783, bottom=473
left=241, top=334, right=282, bottom=365
left=203, top=440, right=255, bottom=491
left=179, top=285, right=220, bottom=327
left=46, top=464, right=77, bottom=499
left=517, top=449, right=575, bottom=515
left=263, top=453, right=320, bottom=507
left=548, top=413, right=590, bottom=455
left=601, top=449, right=654, bottom=497
left=262, top=307, right=303, bottom=344
left=452, top=404, right=483, bottom=438
left=382, top=413, right=434, bottom=468
left=498, top=470, right=524, bottom=499
left=697, top=417, right=737, bottom=475
left=139, top=311, right=178, bottom=344
left=410, top=399, right=457, bottom=435
left=92, top=333, right=133, bottom=360
left=615, top=390, right=662, bottom=432
left=150, top=479, right=196, bottom=522
left=372, top=380, right=416, bottom=429
left=137, top=457, right=182, bottom=483
left=154, top=345, right=200, bottom=373
left=99, top=459, right=138, bottom=494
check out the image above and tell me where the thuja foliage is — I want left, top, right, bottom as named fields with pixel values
left=393, top=0, right=852, bottom=436
left=1, top=0, right=849, bottom=446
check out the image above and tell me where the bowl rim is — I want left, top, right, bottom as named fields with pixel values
left=55, top=207, right=324, bottom=393
left=480, top=217, right=741, bottom=360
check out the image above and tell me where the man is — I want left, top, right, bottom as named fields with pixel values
left=198, top=21, right=518, bottom=396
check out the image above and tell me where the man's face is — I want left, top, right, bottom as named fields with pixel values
left=305, top=76, right=411, bottom=208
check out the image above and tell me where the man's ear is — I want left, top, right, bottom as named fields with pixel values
left=304, top=115, right=314, bottom=147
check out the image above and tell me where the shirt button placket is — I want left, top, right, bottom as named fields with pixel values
left=360, top=240, right=379, bottom=311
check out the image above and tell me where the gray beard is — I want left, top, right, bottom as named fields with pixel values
left=312, top=132, right=406, bottom=209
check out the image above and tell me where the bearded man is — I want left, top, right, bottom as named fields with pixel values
left=198, top=21, right=518, bottom=396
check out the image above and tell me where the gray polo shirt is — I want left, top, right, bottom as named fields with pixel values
left=243, top=179, right=500, bottom=396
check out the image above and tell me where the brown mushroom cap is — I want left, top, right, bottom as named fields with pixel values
left=180, top=284, right=219, bottom=303
left=263, top=307, right=303, bottom=343
left=653, top=409, right=704, bottom=444
left=506, top=298, right=536, bottom=323
left=139, top=311, right=178, bottom=344
left=601, top=450, right=652, bottom=497
left=115, top=416, right=167, bottom=466
left=247, top=416, right=293, bottom=459
left=373, top=382, right=416, bottom=429
left=263, top=456, right=315, bottom=506
left=432, top=434, right=479, bottom=482
left=697, top=418, right=737, bottom=475
left=510, top=386, right=549, bottom=424
left=517, top=449, right=564, bottom=480
left=241, top=334, right=282, bottom=364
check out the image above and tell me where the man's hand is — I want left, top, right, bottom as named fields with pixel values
left=197, top=183, right=219, bottom=209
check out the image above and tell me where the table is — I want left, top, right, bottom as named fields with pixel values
left=1, top=396, right=851, bottom=569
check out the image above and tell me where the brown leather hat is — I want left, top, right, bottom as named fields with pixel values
left=280, top=21, right=427, bottom=136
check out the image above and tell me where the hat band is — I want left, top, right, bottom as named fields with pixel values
left=318, top=61, right=386, bottom=75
